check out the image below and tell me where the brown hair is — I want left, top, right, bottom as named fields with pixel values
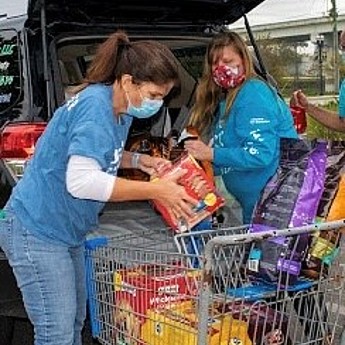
left=70, top=31, right=179, bottom=94
left=189, top=31, right=256, bottom=134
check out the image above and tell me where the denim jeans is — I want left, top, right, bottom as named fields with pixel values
left=0, top=208, right=86, bottom=345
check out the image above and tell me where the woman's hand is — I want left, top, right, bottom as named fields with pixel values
left=154, top=169, right=198, bottom=223
left=138, top=154, right=171, bottom=176
left=185, top=140, right=213, bottom=161
left=290, top=90, right=309, bottom=109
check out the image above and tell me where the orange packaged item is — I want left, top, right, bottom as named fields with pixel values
left=151, top=153, right=225, bottom=232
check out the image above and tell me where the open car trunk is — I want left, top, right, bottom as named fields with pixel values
left=0, top=0, right=267, bottom=333
left=27, top=0, right=265, bottom=29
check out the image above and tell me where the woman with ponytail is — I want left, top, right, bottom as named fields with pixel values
left=0, top=31, right=197, bottom=345
left=185, top=31, right=297, bottom=224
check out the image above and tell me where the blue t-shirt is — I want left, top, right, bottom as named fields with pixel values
left=339, top=79, right=345, bottom=117
left=213, top=78, right=297, bottom=223
left=9, top=84, right=132, bottom=246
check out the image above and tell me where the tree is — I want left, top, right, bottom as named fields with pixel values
left=253, top=35, right=304, bottom=95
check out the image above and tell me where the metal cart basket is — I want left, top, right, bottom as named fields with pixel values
left=85, top=220, right=345, bottom=345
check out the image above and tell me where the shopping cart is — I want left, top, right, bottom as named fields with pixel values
left=85, top=220, right=345, bottom=345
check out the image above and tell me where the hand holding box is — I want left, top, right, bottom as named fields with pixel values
left=151, top=153, right=224, bottom=232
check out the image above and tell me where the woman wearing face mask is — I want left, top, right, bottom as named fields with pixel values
left=0, top=31, right=197, bottom=345
left=185, top=31, right=297, bottom=224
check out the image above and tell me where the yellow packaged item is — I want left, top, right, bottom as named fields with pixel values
left=140, top=300, right=251, bottom=345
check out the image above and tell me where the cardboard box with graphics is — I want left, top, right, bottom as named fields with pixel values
left=113, top=263, right=200, bottom=344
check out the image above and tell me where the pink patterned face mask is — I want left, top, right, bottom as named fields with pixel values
left=212, top=64, right=245, bottom=89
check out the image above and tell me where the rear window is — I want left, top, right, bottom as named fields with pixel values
left=57, top=37, right=207, bottom=86
left=174, top=45, right=206, bottom=80
left=56, top=37, right=207, bottom=109
left=55, top=37, right=208, bottom=135
left=0, top=29, right=22, bottom=115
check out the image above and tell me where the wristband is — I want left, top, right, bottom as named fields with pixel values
left=131, top=152, right=141, bottom=169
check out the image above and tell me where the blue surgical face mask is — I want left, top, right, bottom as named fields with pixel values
left=126, top=89, right=163, bottom=119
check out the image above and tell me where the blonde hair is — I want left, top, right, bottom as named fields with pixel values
left=189, top=31, right=256, bottom=134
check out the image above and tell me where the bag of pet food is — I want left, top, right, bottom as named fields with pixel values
left=303, top=170, right=345, bottom=278
left=248, top=139, right=327, bottom=286
left=151, top=153, right=224, bottom=232
left=302, top=141, right=345, bottom=279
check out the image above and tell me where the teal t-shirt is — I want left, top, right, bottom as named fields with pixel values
left=9, top=84, right=132, bottom=246
left=339, top=79, right=345, bottom=117
left=213, top=78, right=297, bottom=223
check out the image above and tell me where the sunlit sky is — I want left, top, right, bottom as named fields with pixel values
left=230, top=0, right=345, bottom=27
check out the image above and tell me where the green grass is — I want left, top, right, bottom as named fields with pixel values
left=306, top=101, right=345, bottom=140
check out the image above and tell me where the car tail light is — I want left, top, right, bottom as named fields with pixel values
left=0, top=122, right=47, bottom=159
left=0, top=122, right=47, bottom=180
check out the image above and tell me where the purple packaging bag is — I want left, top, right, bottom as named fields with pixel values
left=289, top=141, right=327, bottom=227
left=248, top=140, right=327, bottom=286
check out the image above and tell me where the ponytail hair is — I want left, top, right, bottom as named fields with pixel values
left=70, top=30, right=179, bottom=94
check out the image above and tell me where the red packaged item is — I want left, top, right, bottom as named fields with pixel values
left=113, top=264, right=199, bottom=345
left=151, top=153, right=225, bottom=232
left=290, top=106, right=307, bottom=134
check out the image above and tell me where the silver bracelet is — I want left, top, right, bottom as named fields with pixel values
left=131, top=152, right=141, bottom=169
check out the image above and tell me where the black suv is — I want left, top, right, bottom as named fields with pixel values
left=0, top=0, right=266, bottom=343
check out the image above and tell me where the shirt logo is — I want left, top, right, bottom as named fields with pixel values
left=214, top=124, right=225, bottom=147
left=107, top=143, right=124, bottom=175
left=249, top=117, right=270, bottom=125
left=243, top=129, right=263, bottom=156
left=65, top=94, right=80, bottom=111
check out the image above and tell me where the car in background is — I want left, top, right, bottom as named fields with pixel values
left=0, top=0, right=267, bottom=342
